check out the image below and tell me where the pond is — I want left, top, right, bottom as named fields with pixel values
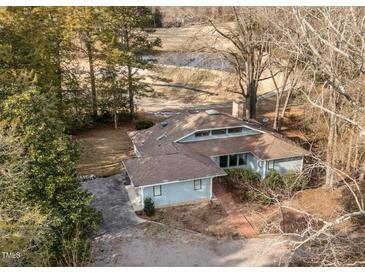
left=142, top=51, right=234, bottom=72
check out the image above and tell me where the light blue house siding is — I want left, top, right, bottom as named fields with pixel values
left=267, top=157, right=304, bottom=175
left=141, top=177, right=212, bottom=208
left=212, top=152, right=264, bottom=176
left=212, top=153, right=304, bottom=178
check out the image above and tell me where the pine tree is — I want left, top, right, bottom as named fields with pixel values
left=0, top=88, right=101, bottom=265
left=65, top=7, right=102, bottom=120
left=0, top=7, right=72, bottom=121
left=100, top=7, right=161, bottom=120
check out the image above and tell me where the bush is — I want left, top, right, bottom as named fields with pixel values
left=118, top=111, right=134, bottom=122
left=258, top=191, right=274, bottom=205
left=225, top=168, right=261, bottom=184
left=266, top=170, right=285, bottom=189
left=283, top=173, right=309, bottom=191
left=94, top=111, right=112, bottom=124
left=243, top=190, right=256, bottom=201
left=143, top=197, right=156, bottom=216
left=135, top=119, right=154, bottom=130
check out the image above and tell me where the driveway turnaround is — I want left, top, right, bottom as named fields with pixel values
left=83, top=175, right=289, bottom=267
left=82, top=174, right=144, bottom=233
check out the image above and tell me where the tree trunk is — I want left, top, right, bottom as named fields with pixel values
left=127, top=64, right=134, bottom=119
left=353, top=130, right=359, bottom=169
left=114, top=111, right=118, bottom=129
left=346, top=128, right=354, bottom=172
left=245, top=95, right=250, bottom=119
left=246, top=81, right=257, bottom=119
left=325, top=89, right=337, bottom=189
left=278, top=87, right=293, bottom=131
left=347, top=93, right=360, bottom=172
left=125, top=29, right=134, bottom=120
left=86, top=38, right=97, bottom=119
left=273, top=91, right=281, bottom=130
left=112, top=86, right=118, bottom=129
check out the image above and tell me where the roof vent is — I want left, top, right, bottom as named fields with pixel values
left=156, top=133, right=167, bottom=141
left=205, top=109, right=220, bottom=115
left=261, top=117, right=269, bottom=125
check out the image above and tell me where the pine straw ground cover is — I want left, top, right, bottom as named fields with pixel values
left=74, top=124, right=135, bottom=177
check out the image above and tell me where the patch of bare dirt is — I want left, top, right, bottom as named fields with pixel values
left=235, top=202, right=280, bottom=234
left=285, top=187, right=344, bottom=220
left=137, top=201, right=240, bottom=239
left=217, top=180, right=347, bottom=235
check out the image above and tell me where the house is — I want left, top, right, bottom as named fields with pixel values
left=123, top=104, right=309, bottom=209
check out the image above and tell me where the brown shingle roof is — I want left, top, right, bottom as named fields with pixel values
left=179, top=133, right=309, bottom=160
left=123, top=110, right=309, bottom=186
left=128, top=110, right=263, bottom=156
left=123, top=153, right=226, bottom=187
left=128, top=110, right=308, bottom=159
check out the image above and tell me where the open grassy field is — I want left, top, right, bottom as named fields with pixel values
left=138, top=64, right=285, bottom=112
left=74, top=124, right=134, bottom=177
left=151, top=24, right=235, bottom=52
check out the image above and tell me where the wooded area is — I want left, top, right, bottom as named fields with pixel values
left=0, top=7, right=160, bottom=266
left=1, top=6, right=365, bottom=267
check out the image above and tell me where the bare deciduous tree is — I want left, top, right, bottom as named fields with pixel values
left=273, top=7, right=365, bottom=188
left=208, top=7, right=275, bottom=119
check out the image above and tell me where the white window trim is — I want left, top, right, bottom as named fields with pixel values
left=194, top=130, right=210, bottom=137
left=211, top=128, right=227, bottom=135
left=153, top=185, right=162, bottom=196
left=194, top=179, right=202, bottom=190
left=219, top=153, right=249, bottom=168
left=268, top=160, right=275, bottom=170
left=175, top=125, right=264, bottom=143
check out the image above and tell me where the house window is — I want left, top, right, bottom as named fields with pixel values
left=238, top=153, right=247, bottom=165
left=211, top=129, right=226, bottom=135
left=228, top=127, right=242, bottom=134
left=275, top=156, right=302, bottom=163
left=268, top=160, right=274, bottom=170
left=153, top=185, right=161, bottom=196
left=229, top=154, right=238, bottom=167
left=219, top=155, right=228, bottom=168
left=194, top=179, right=202, bottom=190
left=195, top=130, right=210, bottom=138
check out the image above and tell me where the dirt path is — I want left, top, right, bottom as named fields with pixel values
left=214, top=183, right=257, bottom=238
left=83, top=175, right=289, bottom=266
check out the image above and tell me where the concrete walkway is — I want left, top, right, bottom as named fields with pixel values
left=213, top=183, right=257, bottom=238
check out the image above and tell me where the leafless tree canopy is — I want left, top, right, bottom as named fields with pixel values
left=192, top=6, right=365, bottom=266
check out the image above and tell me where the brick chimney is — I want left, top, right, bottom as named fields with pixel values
left=232, top=100, right=244, bottom=120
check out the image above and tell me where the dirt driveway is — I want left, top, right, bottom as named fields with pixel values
left=83, top=175, right=290, bottom=267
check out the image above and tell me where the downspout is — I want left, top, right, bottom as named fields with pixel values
left=262, top=160, right=267, bottom=179
left=140, top=186, right=144, bottom=208
left=210, top=177, right=213, bottom=199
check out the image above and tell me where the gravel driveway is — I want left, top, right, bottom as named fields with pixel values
left=83, top=175, right=289, bottom=267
